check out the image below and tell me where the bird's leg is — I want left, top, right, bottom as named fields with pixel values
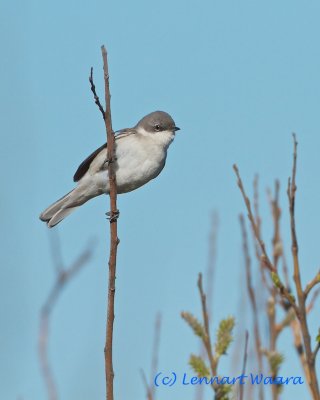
left=106, top=209, right=120, bottom=222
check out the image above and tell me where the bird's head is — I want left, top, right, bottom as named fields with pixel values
left=136, top=111, right=180, bottom=138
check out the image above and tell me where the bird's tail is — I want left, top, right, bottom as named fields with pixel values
left=39, top=186, right=93, bottom=228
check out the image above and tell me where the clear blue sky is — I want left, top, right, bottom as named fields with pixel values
left=1, top=1, right=320, bottom=399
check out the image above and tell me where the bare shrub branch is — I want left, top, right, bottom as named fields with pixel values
left=286, top=134, right=319, bottom=398
left=234, top=134, right=320, bottom=399
left=140, top=313, right=162, bottom=400
left=39, top=235, right=95, bottom=400
left=233, top=164, right=298, bottom=313
left=182, top=273, right=235, bottom=400
left=239, top=331, right=249, bottom=400
left=239, top=215, right=264, bottom=400
left=100, top=45, right=120, bottom=400
left=89, top=67, right=105, bottom=120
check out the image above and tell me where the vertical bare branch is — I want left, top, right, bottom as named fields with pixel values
left=287, top=134, right=319, bottom=399
left=253, top=174, right=261, bottom=237
left=196, top=213, right=219, bottom=400
left=205, top=211, right=219, bottom=319
left=267, top=181, right=283, bottom=400
left=233, top=165, right=275, bottom=274
left=140, top=369, right=153, bottom=400
left=197, top=273, right=217, bottom=378
left=239, top=215, right=264, bottom=400
left=141, top=313, right=162, bottom=400
left=233, top=164, right=298, bottom=312
left=290, top=319, right=310, bottom=393
left=150, top=313, right=162, bottom=399
left=234, top=135, right=319, bottom=399
left=268, top=181, right=290, bottom=290
left=268, top=181, right=281, bottom=270
left=39, top=237, right=95, bottom=400
left=101, top=45, right=120, bottom=400
left=239, top=331, right=249, bottom=400
left=182, top=275, right=235, bottom=400
left=253, top=176, right=271, bottom=293
left=39, top=313, right=57, bottom=400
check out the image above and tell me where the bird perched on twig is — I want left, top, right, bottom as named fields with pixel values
left=39, top=111, right=180, bottom=228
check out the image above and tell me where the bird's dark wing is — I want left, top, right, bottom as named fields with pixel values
left=73, top=143, right=107, bottom=182
left=73, top=129, right=136, bottom=182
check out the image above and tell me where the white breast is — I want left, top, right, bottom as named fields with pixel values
left=84, top=130, right=174, bottom=194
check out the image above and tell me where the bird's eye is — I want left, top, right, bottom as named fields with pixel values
left=154, top=124, right=161, bottom=131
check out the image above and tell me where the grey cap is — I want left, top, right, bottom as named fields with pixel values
left=136, top=111, right=180, bottom=133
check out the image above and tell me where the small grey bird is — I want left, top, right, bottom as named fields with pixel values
left=40, top=111, right=180, bottom=228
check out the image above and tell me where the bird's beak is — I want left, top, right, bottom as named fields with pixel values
left=174, top=126, right=180, bottom=132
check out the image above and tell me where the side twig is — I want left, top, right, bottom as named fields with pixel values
left=89, top=67, right=105, bottom=120
left=305, top=270, right=320, bottom=298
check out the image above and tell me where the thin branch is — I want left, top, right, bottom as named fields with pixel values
left=140, top=313, right=162, bottom=400
left=254, top=177, right=272, bottom=295
left=267, top=181, right=282, bottom=271
left=205, top=211, right=219, bottom=320
left=292, top=286, right=320, bottom=382
left=275, top=308, right=295, bottom=337
left=305, top=270, right=320, bottom=298
left=39, top=314, right=57, bottom=400
left=287, top=134, right=319, bottom=399
left=39, top=238, right=95, bottom=400
left=307, top=288, right=320, bottom=313
left=253, top=174, right=262, bottom=238
left=233, top=164, right=298, bottom=313
left=197, top=274, right=234, bottom=400
left=150, top=313, right=162, bottom=399
left=197, top=273, right=217, bottom=378
left=290, top=318, right=311, bottom=396
left=89, top=67, right=105, bottom=120
left=195, top=213, right=219, bottom=400
left=239, top=215, right=264, bottom=400
left=101, top=45, right=120, bottom=400
left=268, top=181, right=292, bottom=296
left=233, top=164, right=276, bottom=274
left=281, top=251, right=291, bottom=295
left=313, top=341, right=320, bottom=362
left=239, top=331, right=249, bottom=400
left=267, top=181, right=285, bottom=400
left=140, top=369, right=152, bottom=400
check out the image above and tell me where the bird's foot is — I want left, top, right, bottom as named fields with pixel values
left=104, top=157, right=117, bottom=167
left=106, top=209, right=120, bottom=222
